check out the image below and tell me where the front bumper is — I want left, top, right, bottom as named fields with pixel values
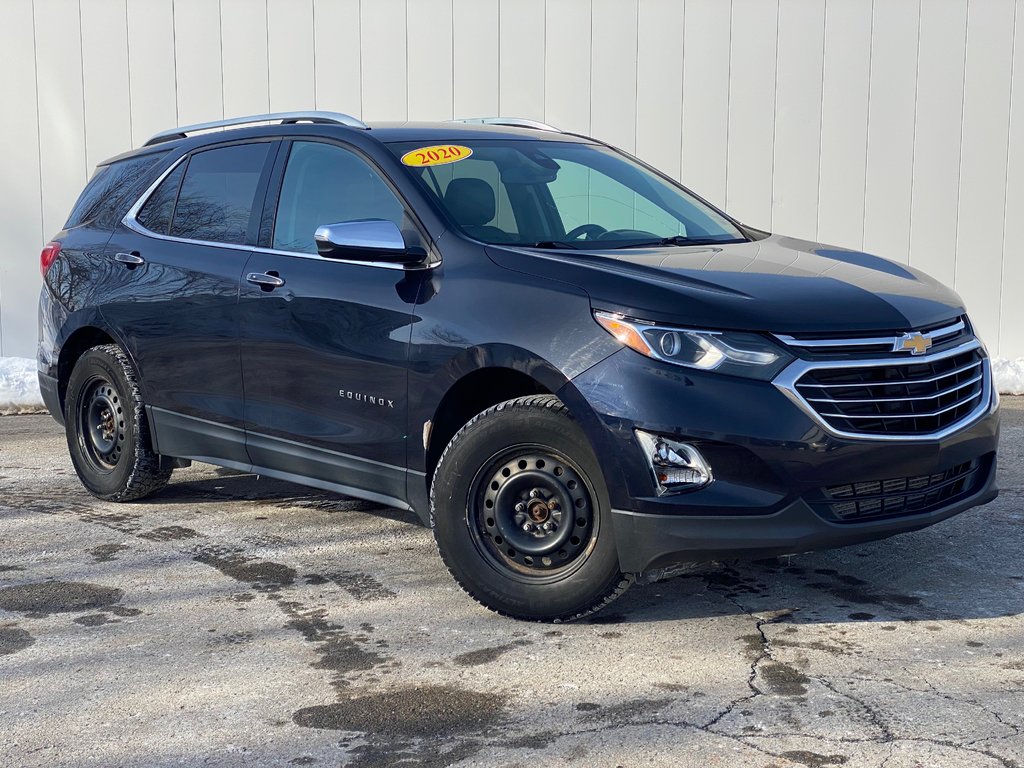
left=569, top=348, right=1000, bottom=574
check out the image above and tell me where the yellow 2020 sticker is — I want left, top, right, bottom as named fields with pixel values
left=401, top=144, right=473, bottom=167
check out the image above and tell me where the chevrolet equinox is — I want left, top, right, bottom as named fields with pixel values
left=38, top=111, right=1000, bottom=621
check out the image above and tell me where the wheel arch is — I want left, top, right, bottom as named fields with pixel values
left=56, top=322, right=141, bottom=418
left=417, top=345, right=624, bottom=514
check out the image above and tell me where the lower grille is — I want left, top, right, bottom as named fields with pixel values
left=793, top=347, right=987, bottom=437
left=811, top=458, right=983, bottom=523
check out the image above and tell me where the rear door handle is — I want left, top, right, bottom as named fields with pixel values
left=114, top=252, right=145, bottom=266
left=246, top=272, right=285, bottom=289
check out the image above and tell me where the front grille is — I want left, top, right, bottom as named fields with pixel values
left=777, top=316, right=969, bottom=358
left=811, top=458, right=983, bottom=523
left=794, top=347, right=986, bottom=436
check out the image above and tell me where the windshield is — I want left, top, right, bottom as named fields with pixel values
left=388, top=140, right=747, bottom=249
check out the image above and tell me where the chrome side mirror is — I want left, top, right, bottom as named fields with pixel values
left=314, top=219, right=421, bottom=264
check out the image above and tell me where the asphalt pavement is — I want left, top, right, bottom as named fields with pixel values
left=1, top=400, right=1022, bottom=767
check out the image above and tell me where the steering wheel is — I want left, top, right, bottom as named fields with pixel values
left=565, top=223, right=608, bottom=241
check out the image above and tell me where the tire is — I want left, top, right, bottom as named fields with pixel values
left=65, top=344, right=172, bottom=502
left=431, top=395, right=631, bottom=621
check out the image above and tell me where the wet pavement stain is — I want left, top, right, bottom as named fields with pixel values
left=292, top=684, right=507, bottom=737
left=138, top=526, right=202, bottom=541
left=86, top=543, right=129, bottom=563
left=453, top=639, right=532, bottom=667
left=0, top=625, right=34, bottom=654
left=192, top=546, right=297, bottom=591
left=73, top=613, right=118, bottom=627
left=0, top=581, right=123, bottom=616
left=0, top=565, right=25, bottom=573
left=325, top=571, right=397, bottom=601
left=109, top=605, right=142, bottom=617
left=781, top=750, right=849, bottom=767
left=759, top=662, right=811, bottom=696
left=276, top=599, right=386, bottom=683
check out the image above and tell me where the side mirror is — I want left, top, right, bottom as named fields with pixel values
left=314, top=219, right=425, bottom=264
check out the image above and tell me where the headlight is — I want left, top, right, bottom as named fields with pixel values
left=594, top=310, right=794, bottom=380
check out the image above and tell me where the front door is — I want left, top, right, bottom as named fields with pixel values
left=239, top=140, right=423, bottom=506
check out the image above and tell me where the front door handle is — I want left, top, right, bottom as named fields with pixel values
left=246, top=272, right=286, bottom=289
left=114, top=251, right=145, bottom=266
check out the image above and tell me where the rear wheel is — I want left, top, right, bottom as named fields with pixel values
left=431, top=395, right=631, bottom=621
left=65, top=344, right=171, bottom=501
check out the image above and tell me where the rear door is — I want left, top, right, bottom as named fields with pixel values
left=238, top=139, right=424, bottom=507
left=101, top=140, right=277, bottom=463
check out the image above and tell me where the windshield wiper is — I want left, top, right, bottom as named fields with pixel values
left=524, top=241, right=580, bottom=250
left=610, top=235, right=746, bottom=249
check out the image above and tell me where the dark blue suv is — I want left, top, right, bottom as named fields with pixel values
left=38, top=112, right=999, bottom=621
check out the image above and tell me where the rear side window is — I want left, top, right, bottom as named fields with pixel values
left=65, top=151, right=169, bottom=230
left=272, top=141, right=405, bottom=253
left=167, top=143, right=271, bottom=245
left=137, top=162, right=185, bottom=234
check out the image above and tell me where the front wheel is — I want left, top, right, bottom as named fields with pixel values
left=431, top=395, right=631, bottom=621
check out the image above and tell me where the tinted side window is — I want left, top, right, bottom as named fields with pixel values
left=169, top=143, right=271, bottom=245
left=65, top=151, right=169, bottom=230
left=137, top=162, right=185, bottom=234
left=273, top=141, right=405, bottom=253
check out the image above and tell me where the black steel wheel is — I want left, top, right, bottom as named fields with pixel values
left=472, top=448, right=597, bottom=578
left=65, top=344, right=172, bottom=501
left=431, top=395, right=631, bottom=621
left=77, top=375, right=127, bottom=472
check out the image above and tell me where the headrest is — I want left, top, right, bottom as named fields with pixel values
left=444, top=178, right=496, bottom=227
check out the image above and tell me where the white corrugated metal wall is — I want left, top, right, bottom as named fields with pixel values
left=0, top=0, right=1021, bottom=361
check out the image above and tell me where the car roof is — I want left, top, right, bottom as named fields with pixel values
left=98, top=119, right=595, bottom=167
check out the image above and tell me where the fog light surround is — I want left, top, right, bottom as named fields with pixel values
left=634, top=430, right=713, bottom=495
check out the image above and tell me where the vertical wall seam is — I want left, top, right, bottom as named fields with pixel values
left=542, top=0, right=547, bottom=122
left=218, top=0, right=226, bottom=118
left=953, top=0, right=970, bottom=291
left=724, top=0, right=733, bottom=211
left=814, top=0, right=826, bottom=241
left=311, top=0, right=318, bottom=109
left=171, top=0, right=180, bottom=124
left=32, top=0, right=45, bottom=248
left=405, top=0, right=409, bottom=119
left=633, top=0, right=639, bottom=153
left=860, top=0, right=875, bottom=250
left=266, top=0, right=272, bottom=111
left=996, top=0, right=1017, bottom=355
left=357, top=0, right=363, bottom=118
left=907, top=0, right=923, bottom=265
left=124, top=0, right=134, bottom=147
left=678, top=0, right=687, bottom=182
left=769, top=0, right=780, bottom=231
left=78, top=0, right=88, bottom=176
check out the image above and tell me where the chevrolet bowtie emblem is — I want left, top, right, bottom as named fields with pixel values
left=895, top=332, right=932, bottom=355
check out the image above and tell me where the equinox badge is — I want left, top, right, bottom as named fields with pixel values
left=894, top=332, right=933, bottom=355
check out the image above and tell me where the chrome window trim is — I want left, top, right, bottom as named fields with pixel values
left=122, top=148, right=439, bottom=272
left=772, top=339, right=992, bottom=442
left=775, top=319, right=965, bottom=349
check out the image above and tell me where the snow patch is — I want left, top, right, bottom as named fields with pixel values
left=994, top=357, right=1024, bottom=395
left=0, top=357, right=45, bottom=413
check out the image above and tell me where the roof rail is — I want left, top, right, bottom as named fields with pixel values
left=451, top=117, right=561, bottom=132
left=144, top=111, right=369, bottom=146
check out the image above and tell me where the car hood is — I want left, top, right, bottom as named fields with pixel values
left=488, top=235, right=966, bottom=333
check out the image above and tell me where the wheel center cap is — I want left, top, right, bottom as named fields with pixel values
left=527, top=500, right=550, bottom=523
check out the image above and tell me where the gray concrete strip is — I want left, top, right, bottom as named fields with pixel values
left=0, top=400, right=1022, bottom=767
